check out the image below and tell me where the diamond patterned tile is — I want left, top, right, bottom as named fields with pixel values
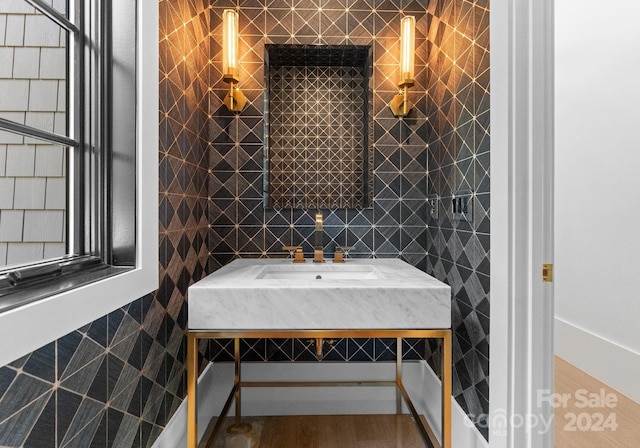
left=425, top=0, right=490, bottom=437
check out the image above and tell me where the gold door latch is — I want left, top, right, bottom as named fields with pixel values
left=542, top=263, right=553, bottom=282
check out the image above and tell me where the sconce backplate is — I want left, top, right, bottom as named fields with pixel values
left=224, top=88, right=247, bottom=112
left=390, top=93, right=413, bottom=117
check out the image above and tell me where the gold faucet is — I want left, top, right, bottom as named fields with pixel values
left=313, top=212, right=324, bottom=263
left=282, top=246, right=305, bottom=263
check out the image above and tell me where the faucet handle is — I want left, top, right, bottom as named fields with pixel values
left=282, top=245, right=301, bottom=258
left=333, top=247, right=344, bottom=263
left=283, top=246, right=306, bottom=263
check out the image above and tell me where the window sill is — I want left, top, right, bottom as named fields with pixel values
left=0, top=265, right=157, bottom=367
left=0, top=264, right=133, bottom=315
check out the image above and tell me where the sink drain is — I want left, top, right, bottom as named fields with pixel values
left=315, top=275, right=322, bottom=279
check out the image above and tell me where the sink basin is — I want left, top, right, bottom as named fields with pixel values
left=188, top=258, right=451, bottom=331
left=256, top=264, right=382, bottom=280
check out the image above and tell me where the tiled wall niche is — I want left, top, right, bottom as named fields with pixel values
left=0, top=0, right=211, bottom=446
left=425, top=0, right=491, bottom=440
left=266, top=44, right=373, bottom=209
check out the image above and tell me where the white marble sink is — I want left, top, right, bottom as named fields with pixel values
left=255, top=264, right=382, bottom=280
left=188, top=258, right=451, bottom=331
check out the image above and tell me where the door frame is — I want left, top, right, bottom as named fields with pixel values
left=489, top=0, right=555, bottom=447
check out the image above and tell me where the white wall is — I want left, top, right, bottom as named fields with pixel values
left=555, top=0, right=640, bottom=401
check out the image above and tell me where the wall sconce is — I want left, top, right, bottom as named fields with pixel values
left=389, top=16, right=415, bottom=117
left=222, top=9, right=246, bottom=112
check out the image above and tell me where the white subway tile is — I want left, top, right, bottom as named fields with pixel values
left=0, top=242, right=7, bottom=266
left=35, top=145, right=64, bottom=176
left=0, top=145, right=6, bottom=175
left=0, top=48, right=13, bottom=78
left=14, top=177, right=46, bottom=209
left=13, top=47, right=40, bottom=79
left=44, top=242, right=65, bottom=259
left=0, top=79, right=30, bottom=111
left=29, top=80, right=58, bottom=111
left=45, top=177, right=65, bottom=209
left=39, top=48, right=65, bottom=79
left=5, top=15, right=24, bottom=46
left=23, top=210, right=63, bottom=242
left=0, top=177, right=15, bottom=209
left=0, top=210, right=24, bottom=241
left=6, top=242, right=44, bottom=265
left=24, top=15, right=61, bottom=47
left=5, top=145, right=35, bottom=176
left=0, top=15, right=7, bottom=46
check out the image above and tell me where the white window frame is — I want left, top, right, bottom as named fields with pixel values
left=0, top=1, right=158, bottom=367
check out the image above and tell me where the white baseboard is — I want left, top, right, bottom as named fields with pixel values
left=153, top=361, right=487, bottom=448
left=555, top=317, right=640, bottom=403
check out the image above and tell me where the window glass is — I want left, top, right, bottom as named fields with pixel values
left=0, top=1, right=70, bottom=269
left=0, top=0, right=138, bottom=312
left=0, top=3, right=69, bottom=138
left=0, top=142, right=68, bottom=268
left=43, top=0, right=68, bottom=19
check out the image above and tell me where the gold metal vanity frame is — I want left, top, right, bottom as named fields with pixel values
left=187, top=329, right=451, bottom=448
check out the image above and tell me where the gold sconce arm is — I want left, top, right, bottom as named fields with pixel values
left=224, top=82, right=247, bottom=113
left=390, top=81, right=414, bottom=117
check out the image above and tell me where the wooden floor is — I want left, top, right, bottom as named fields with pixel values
left=209, top=414, right=425, bottom=448
left=555, top=356, right=640, bottom=447
left=202, top=358, right=640, bottom=448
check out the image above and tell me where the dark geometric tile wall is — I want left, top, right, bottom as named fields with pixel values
left=208, top=0, right=431, bottom=269
left=424, top=0, right=490, bottom=440
left=0, top=1, right=212, bottom=446
left=207, top=0, right=432, bottom=365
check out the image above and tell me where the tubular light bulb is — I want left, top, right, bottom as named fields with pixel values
left=222, top=10, right=239, bottom=81
left=400, top=16, right=415, bottom=84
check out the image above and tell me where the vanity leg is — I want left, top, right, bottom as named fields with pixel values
left=396, top=337, right=402, bottom=414
left=187, top=333, right=198, bottom=448
left=227, top=338, right=252, bottom=434
left=442, top=331, right=452, bottom=448
left=234, top=338, right=241, bottom=426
